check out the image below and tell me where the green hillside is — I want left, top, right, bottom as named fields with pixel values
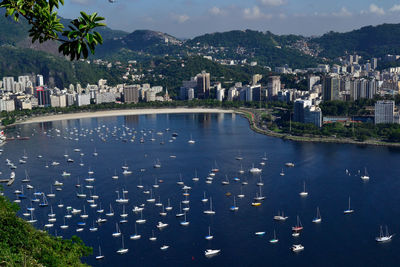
left=312, top=23, right=400, bottom=59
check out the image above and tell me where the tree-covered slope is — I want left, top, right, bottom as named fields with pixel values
left=312, top=23, right=400, bottom=59
left=0, top=193, right=91, bottom=266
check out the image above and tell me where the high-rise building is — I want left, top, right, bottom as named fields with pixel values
left=323, top=75, right=340, bottom=101
left=188, top=88, right=194, bottom=100
left=267, top=76, right=281, bottom=98
left=216, top=88, right=225, bottom=102
left=196, top=71, right=210, bottom=99
left=76, top=94, right=90, bottom=106
left=294, top=99, right=312, bottom=123
left=36, top=75, right=44, bottom=87
left=375, top=100, right=395, bottom=124
left=123, top=86, right=139, bottom=104
left=2, top=77, right=14, bottom=92
left=294, top=99, right=322, bottom=127
left=252, top=74, right=262, bottom=85
left=372, top=58, right=378, bottom=69
left=308, top=75, right=320, bottom=91
left=36, top=87, right=51, bottom=107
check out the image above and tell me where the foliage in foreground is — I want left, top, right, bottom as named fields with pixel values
left=0, top=193, right=91, bottom=266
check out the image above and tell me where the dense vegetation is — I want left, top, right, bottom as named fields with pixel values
left=0, top=46, right=125, bottom=88
left=0, top=192, right=91, bottom=266
left=312, top=23, right=400, bottom=59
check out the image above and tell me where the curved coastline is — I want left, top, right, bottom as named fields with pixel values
left=17, top=108, right=235, bottom=124
left=7, top=107, right=400, bottom=148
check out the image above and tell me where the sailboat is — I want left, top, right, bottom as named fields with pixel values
left=136, top=210, right=146, bottom=224
left=160, top=204, right=167, bottom=216
left=201, top=192, right=209, bottom=203
left=254, top=186, right=266, bottom=201
left=188, top=134, right=195, bottom=144
left=299, top=181, right=308, bottom=197
left=280, top=168, right=285, bottom=176
left=27, top=210, right=37, bottom=224
left=312, top=207, right=322, bottom=223
left=360, top=167, right=370, bottom=180
left=269, top=230, right=279, bottom=244
left=204, top=197, right=216, bottom=215
left=221, top=175, right=230, bottom=185
left=39, top=194, right=48, bottom=207
left=205, top=226, right=214, bottom=240
left=149, top=230, right=157, bottom=241
left=47, top=186, right=55, bottom=198
left=256, top=175, right=264, bottom=186
left=180, top=212, right=190, bottom=226
left=116, top=235, right=129, bottom=254
left=292, top=216, right=303, bottom=232
left=112, top=223, right=121, bottom=237
left=176, top=203, right=184, bottom=217
left=235, top=150, right=243, bottom=160
left=344, top=197, right=354, bottom=214
left=229, top=196, right=239, bottom=211
left=112, top=169, right=119, bottom=180
left=376, top=225, right=394, bottom=242
left=95, top=245, right=104, bottom=260
left=106, top=204, right=115, bottom=217
left=192, top=169, right=199, bottom=182
left=239, top=164, right=245, bottom=174
left=205, top=249, right=221, bottom=257
left=249, top=164, right=262, bottom=174
left=22, top=170, right=30, bottom=183
left=237, top=186, right=245, bottom=199
left=165, top=198, right=173, bottom=211
left=146, top=189, right=155, bottom=203
left=60, top=217, right=69, bottom=229
left=130, top=223, right=141, bottom=240
left=89, top=220, right=98, bottom=232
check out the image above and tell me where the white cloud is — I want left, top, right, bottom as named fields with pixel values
left=332, top=7, right=352, bottom=17
left=243, top=6, right=273, bottom=20
left=172, top=14, right=189, bottom=23
left=389, top=4, right=400, bottom=12
left=70, top=0, right=92, bottom=5
left=258, top=0, right=286, bottom=7
left=369, top=4, right=385, bottom=15
left=209, top=6, right=224, bottom=16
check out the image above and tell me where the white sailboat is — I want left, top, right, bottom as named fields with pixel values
left=299, top=181, right=308, bottom=197
left=165, top=198, right=173, bottom=211
left=376, top=225, right=394, bottom=242
left=95, top=245, right=104, bottom=260
left=180, top=212, right=190, bottom=226
left=203, top=197, right=216, bottom=214
left=136, top=210, right=146, bottom=224
left=176, top=203, right=184, bottom=217
left=360, top=167, right=370, bottom=180
left=312, top=207, right=322, bottom=223
left=116, top=235, right=128, bottom=254
left=106, top=204, right=115, bottom=217
left=130, top=223, right=141, bottom=240
left=112, top=223, right=121, bottom=237
left=192, top=169, right=199, bottom=182
left=188, top=134, right=195, bottom=144
left=149, top=230, right=157, bottom=241
left=205, top=226, right=214, bottom=240
left=344, top=197, right=354, bottom=214
left=201, top=191, right=209, bottom=203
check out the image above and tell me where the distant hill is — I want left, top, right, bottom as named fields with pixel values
left=96, top=29, right=183, bottom=57
left=311, top=23, right=400, bottom=59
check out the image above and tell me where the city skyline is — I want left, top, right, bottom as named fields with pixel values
left=60, top=0, right=400, bottom=38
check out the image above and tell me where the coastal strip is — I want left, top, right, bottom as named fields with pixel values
left=18, top=108, right=235, bottom=125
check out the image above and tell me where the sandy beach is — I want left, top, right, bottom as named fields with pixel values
left=19, top=108, right=236, bottom=124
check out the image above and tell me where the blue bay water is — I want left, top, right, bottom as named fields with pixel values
left=2, top=113, right=400, bottom=266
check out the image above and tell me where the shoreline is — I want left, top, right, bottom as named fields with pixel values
left=6, top=107, right=400, bottom=148
left=17, top=108, right=235, bottom=125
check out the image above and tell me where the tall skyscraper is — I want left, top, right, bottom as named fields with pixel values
left=375, top=100, right=395, bottom=124
left=323, top=75, right=340, bottom=101
left=196, top=71, right=210, bottom=99
left=123, top=86, right=139, bottom=104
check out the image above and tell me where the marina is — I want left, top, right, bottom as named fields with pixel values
left=1, top=112, right=400, bottom=266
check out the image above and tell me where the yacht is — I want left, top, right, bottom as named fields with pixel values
left=160, top=245, right=169, bottom=251
left=273, top=211, right=288, bottom=221
left=249, top=164, right=262, bottom=174
left=157, top=221, right=168, bottom=229
left=291, top=244, right=304, bottom=252
left=285, top=162, right=295, bottom=167
left=205, top=249, right=220, bottom=257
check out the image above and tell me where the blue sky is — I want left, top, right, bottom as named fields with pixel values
left=59, top=0, right=400, bottom=38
